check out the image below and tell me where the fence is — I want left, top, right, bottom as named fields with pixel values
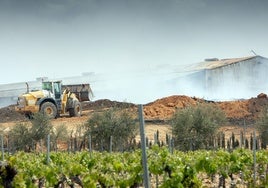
left=0, top=104, right=267, bottom=187
left=0, top=130, right=264, bottom=155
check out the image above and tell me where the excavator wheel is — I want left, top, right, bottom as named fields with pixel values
left=40, top=102, right=57, bottom=119
left=69, top=101, right=82, bottom=117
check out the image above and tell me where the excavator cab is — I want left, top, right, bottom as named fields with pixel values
left=42, top=81, right=62, bottom=100
left=52, top=81, right=62, bottom=100
left=42, top=82, right=52, bottom=91
left=41, top=81, right=63, bottom=113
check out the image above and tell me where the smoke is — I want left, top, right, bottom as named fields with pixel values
left=172, top=57, right=268, bottom=101
left=90, top=67, right=180, bottom=104
left=0, top=0, right=268, bottom=105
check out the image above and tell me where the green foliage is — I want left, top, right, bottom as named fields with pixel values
left=84, top=108, right=138, bottom=151
left=30, top=112, right=52, bottom=142
left=50, top=124, right=68, bottom=142
left=50, top=124, right=68, bottom=151
left=4, top=148, right=268, bottom=187
left=256, top=107, right=268, bottom=148
left=9, top=113, right=53, bottom=152
left=9, top=123, right=31, bottom=151
left=171, top=103, right=226, bottom=151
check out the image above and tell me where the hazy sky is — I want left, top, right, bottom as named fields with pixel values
left=1, top=0, right=268, bottom=103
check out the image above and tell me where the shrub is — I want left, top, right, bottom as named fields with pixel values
left=30, top=112, right=52, bottom=143
left=171, top=103, right=226, bottom=151
left=50, top=124, right=68, bottom=151
left=84, top=108, right=138, bottom=151
left=256, top=107, right=268, bottom=149
left=9, top=123, right=31, bottom=151
left=9, top=112, right=52, bottom=152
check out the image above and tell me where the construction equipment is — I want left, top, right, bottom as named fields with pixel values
left=15, top=80, right=93, bottom=118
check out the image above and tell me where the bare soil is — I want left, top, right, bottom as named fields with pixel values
left=0, top=94, right=267, bottom=142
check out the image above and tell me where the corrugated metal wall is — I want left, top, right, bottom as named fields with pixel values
left=204, top=56, right=268, bottom=100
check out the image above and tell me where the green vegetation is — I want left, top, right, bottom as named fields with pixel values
left=84, top=108, right=138, bottom=151
left=171, top=103, right=226, bottom=151
left=9, top=113, right=70, bottom=152
left=256, top=107, right=268, bottom=148
left=9, top=113, right=53, bottom=152
left=30, top=112, right=52, bottom=144
left=9, top=123, right=31, bottom=151
left=1, top=147, right=268, bottom=187
left=2, top=103, right=268, bottom=187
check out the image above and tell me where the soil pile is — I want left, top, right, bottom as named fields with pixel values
left=248, top=96, right=268, bottom=118
left=82, top=99, right=136, bottom=111
left=0, top=105, right=27, bottom=123
left=0, top=94, right=267, bottom=125
left=143, top=95, right=203, bottom=120
left=217, top=95, right=268, bottom=125
left=143, top=94, right=268, bottom=125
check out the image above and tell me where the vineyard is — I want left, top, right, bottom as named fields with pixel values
left=1, top=147, right=268, bottom=187
left=1, top=95, right=268, bottom=187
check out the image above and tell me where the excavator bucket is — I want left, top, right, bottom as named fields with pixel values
left=62, top=84, right=93, bottom=102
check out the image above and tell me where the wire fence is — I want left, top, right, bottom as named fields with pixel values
left=0, top=128, right=265, bottom=188
left=0, top=128, right=265, bottom=155
left=0, top=103, right=266, bottom=188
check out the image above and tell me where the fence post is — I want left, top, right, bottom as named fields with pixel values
left=168, top=136, right=174, bottom=154
left=253, top=130, right=256, bottom=187
left=240, top=131, right=243, bottom=148
left=168, top=135, right=172, bottom=153
left=243, top=119, right=246, bottom=147
left=138, top=104, right=150, bottom=188
left=40, top=139, right=43, bottom=153
left=171, top=137, right=174, bottom=154
left=6, top=134, right=9, bottom=155
left=1, top=135, right=4, bottom=161
left=67, top=140, right=69, bottom=153
left=88, top=134, right=92, bottom=157
left=74, top=137, right=77, bottom=153
left=110, top=136, right=113, bottom=152
left=46, top=134, right=50, bottom=165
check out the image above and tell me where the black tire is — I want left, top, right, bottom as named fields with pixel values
left=40, top=102, right=57, bottom=119
left=69, top=101, right=82, bottom=117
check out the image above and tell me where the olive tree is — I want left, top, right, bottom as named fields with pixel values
left=9, top=112, right=52, bottom=152
left=171, top=103, right=226, bottom=151
left=84, top=108, right=138, bottom=151
left=256, top=107, right=268, bottom=149
left=9, top=123, right=31, bottom=151
left=50, top=124, right=69, bottom=151
left=30, top=112, right=52, bottom=143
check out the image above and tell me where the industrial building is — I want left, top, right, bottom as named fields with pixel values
left=180, top=55, right=268, bottom=100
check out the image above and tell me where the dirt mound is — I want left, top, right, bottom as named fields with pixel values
left=0, top=105, right=27, bottom=123
left=143, top=95, right=204, bottom=120
left=217, top=100, right=250, bottom=119
left=143, top=94, right=268, bottom=124
left=82, top=99, right=136, bottom=111
left=248, top=97, right=268, bottom=118
left=217, top=97, right=268, bottom=120
left=0, top=94, right=267, bottom=125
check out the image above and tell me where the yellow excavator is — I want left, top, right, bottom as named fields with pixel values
left=15, top=80, right=93, bottom=118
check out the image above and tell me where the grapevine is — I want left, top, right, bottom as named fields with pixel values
left=1, top=148, right=267, bottom=187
